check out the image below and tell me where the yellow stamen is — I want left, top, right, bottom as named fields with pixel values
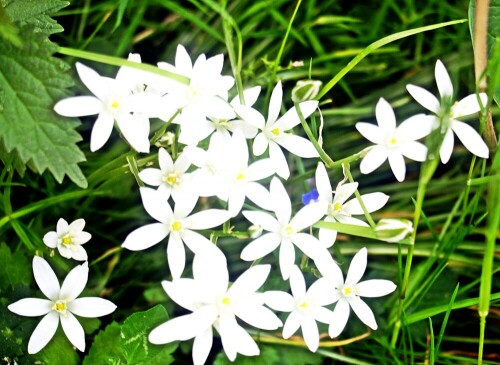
left=236, top=173, right=246, bottom=181
left=271, top=127, right=280, bottom=136
left=62, top=236, right=72, bottom=245
left=299, top=301, right=308, bottom=309
left=221, top=297, right=231, bottom=305
left=52, top=300, right=67, bottom=314
left=284, top=225, right=294, bottom=236
left=343, top=287, right=352, bottom=296
left=171, top=221, right=182, bottom=232
left=166, top=174, right=177, bottom=185
left=111, top=101, right=119, bottom=109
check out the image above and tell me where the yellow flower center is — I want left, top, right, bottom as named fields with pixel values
left=389, top=137, right=397, bottom=145
left=62, top=236, right=72, bottom=245
left=299, top=300, right=309, bottom=309
left=52, top=299, right=68, bottom=314
left=171, top=220, right=182, bottom=232
left=221, top=296, right=231, bottom=305
left=271, top=127, right=280, bottom=136
left=341, top=286, right=356, bottom=298
left=333, top=203, right=342, bottom=211
left=111, top=101, right=119, bottom=109
left=166, top=174, right=177, bottom=185
left=282, top=224, right=295, bottom=238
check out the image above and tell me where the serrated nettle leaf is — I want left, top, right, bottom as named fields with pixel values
left=83, top=322, right=126, bottom=365
left=2, top=0, right=69, bottom=25
left=120, top=304, right=177, bottom=363
left=0, top=24, right=87, bottom=188
left=0, top=6, right=22, bottom=47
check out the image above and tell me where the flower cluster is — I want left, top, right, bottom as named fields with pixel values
left=11, top=46, right=484, bottom=363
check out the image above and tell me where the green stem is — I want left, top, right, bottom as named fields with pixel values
left=343, top=164, right=376, bottom=228
left=57, top=47, right=190, bottom=85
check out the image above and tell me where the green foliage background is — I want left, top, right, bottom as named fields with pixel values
left=0, top=0, right=499, bottom=364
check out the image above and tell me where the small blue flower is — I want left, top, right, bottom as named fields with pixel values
left=301, top=189, right=319, bottom=205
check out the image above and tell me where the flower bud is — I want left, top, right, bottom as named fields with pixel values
left=291, top=80, right=322, bottom=103
left=248, top=224, right=263, bottom=239
left=375, top=218, right=413, bottom=243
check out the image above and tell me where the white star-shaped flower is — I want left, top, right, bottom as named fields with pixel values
left=356, top=98, right=434, bottom=182
left=122, top=187, right=230, bottom=279
left=264, top=265, right=338, bottom=352
left=54, top=54, right=160, bottom=152
left=322, top=247, right=396, bottom=338
left=149, top=250, right=282, bottom=364
left=241, top=177, right=331, bottom=280
left=406, top=60, right=489, bottom=163
left=8, top=257, right=116, bottom=354
left=139, top=148, right=195, bottom=202
left=240, top=81, right=318, bottom=179
left=156, top=44, right=235, bottom=146
left=315, top=162, right=389, bottom=247
left=43, top=218, right=91, bottom=261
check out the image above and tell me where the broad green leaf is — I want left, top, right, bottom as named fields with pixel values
left=0, top=242, right=31, bottom=293
left=0, top=5, right=21, bottom=47
left=35, top=329, right=80, bottom=365
left=214, top=345, right=321, bottom=365
left=120, top=304, right=177, bottom=364
left=0, top=24, right=87, bottom=187
left=83, top=322, right=125, bottom=365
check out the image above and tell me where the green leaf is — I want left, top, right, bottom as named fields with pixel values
left=214, top=345, right=322, bottom=365
left=35, top=329, right=80, bottom=365
left=0, top=242, right=31, bottom=293
left=83, top=322, right=125, bottom=365
left=0, top=0, right=87, bottom=188
left=0, top=26, right=87, bottom=187
left=0, top=6, right=22, bottom=47
left=120, top=304, right=177, bottom=364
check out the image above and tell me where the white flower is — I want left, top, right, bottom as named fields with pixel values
left=122, top=187, right=230, bottom=279
left=406, top=60, right=489, bottom=163
left=139, top=148, right=195, bottom=202
left=149, top=250, right=282, bottom=364
left=375, top=218, right=413, bottom=243
left=43, top=218, right=91, bottom=261
left=264, top=266, right=337, bottom=352
left=8, top=257, right=116, bottom=354
left=54, top=54, right=160, bottom=153
left=356, top=98, right=434, bottom=182
left=241, top=177, right=331, bottom=280
left=156, top=44, right=235, bottom=146
left=324, top=248, right=396, bottom=338
left=315, top=163, right=389, bottom=247
left=240, top=81, right=319, bottom=179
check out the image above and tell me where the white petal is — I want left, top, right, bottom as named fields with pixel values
left=69, top=297, right=117, bottom=317
left=336, top=215, right=369, bottom=226
left=435, top=60, right=453, bottom=99
left=355, top=280, right=397, bottom=298
left=158, top=147, right=174, bottom=172
left=334, top=182, right=358, bottom=205
left=268, top=81, right=283, bottom=125
left=175, top=44, right=193, bottom=75
left=219, top=314, right=260, bottom=360
left=400, top=141, right=427, bottom=162
left=228, top=190, right=245, bottom=217
left=167, top=234, right=186, bottom=280
left=262, top=291, right=295, bottom=312
left=375, top=98, right=396, bottom=132
left=75, top=231, right=92, bottom=245
left=291, top=201, right=328, bottom=231
left=348, top=297, right=377, bottom=330
left=269, top=141, right=290, bottom=179
left=193, top=327, right=213, bottom=365
left=439, top=128, right=455, bottom=164
left=270, top=177, right=291, bottom=224
left=247, top=158, right=275, bottom=181
left=302, top=315, right=320, bottom=352
left=68, top=218, right=85, bottom=233
left=311, top=305, right=335, bottom=324
left=397, top=114, right=435, bottom=140
left=282, top=310, right=301, bottom=339
left=8, top=298, right=52, bottom=317
left=192, top=247, right=228, bottom=296
left=234, top=105, right=265, bottom=130
left=229, top=265, right=270, bottom=298
left=452, top=93, right=488, bottom=117
left=186, top=209, right=230, bottom=230
left=315, top=162, right=333, bottom=203
left=54, top=96, right=102, bottom=117
left=315, top=254, right=344, bottom=287
left=343, top=192, right=389, bottom=215
left=245, top=183, right=273, bottom=211
left=253, top=133, right=269, bottom=156
left=452, top=120, right=489, bottom=159
left=289, top=265, right=306, bottom=298
left=161, top=279, right=197, bottom=311
left=139, top=168, right=163, bottom=187
left=293, top=233, right=323, bottom=260
left=406, top=84, right=440, bottom=114
left=57, top=217, right=69, bottom=235
left=234, top=302, right=282, bottom=330
left=173, top=191, right=198, bottom=218
left=149, top=306, right=218, bottom=344
left=275, top=100, right=318, bottom=131
left=240, top=233, right=281, bottom=261
left=180, top=229, right=213, bottom=254
left=359, top=146, right=388, bottom=175
left=122, top=223, right=168, bottom=251
left=276, top=134, right=318, bottom=158
left=43, top=231, right=58, bottom=248
left=279, top=240, right=295, bottom=280
left=60, top=262, right=88, bottom=301
left=60, top=312, right=85, bottom=351
left=307, top=278, right=338, bottom=306
left=117, top=113, right=150, bottom=153
left=140, top=187, right=172, bottom=223
left=28, top=311, right=59, bottom=354
left=75, top=62, right=107, bottom=100
left=328, top=298, right=350, bottom=338
left=33, top=256, right=60, bottom=301
left=355, top=122, right=384, bottom=145
left=388, top=152, right=406, bottom=182
left=90, top=112, right=114, bottom=152
left=345, top=247, right=367, bottom=285
left=242, top=211, right=280, bottom=232
left=318, top=226, right=337, bottom=248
